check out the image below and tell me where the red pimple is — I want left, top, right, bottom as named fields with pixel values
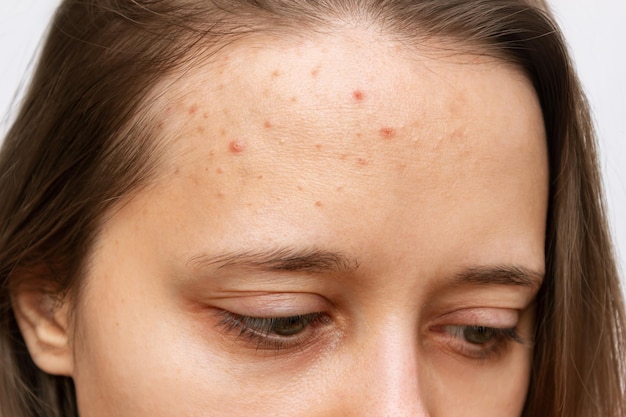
left=314, top=201, right=323, bottom=207
left=216, top=167, right=224, bottom=174
left=188, top=104, right=198, bottom=115
left=352, top=90, right=365, bottom=102
left=264, top=120, right=273, bottom=129
left=315, top=144, right=322, bottom=150
left=379, top=127, right=395, bottom=139
left=229, top=140, right=246, bottom=153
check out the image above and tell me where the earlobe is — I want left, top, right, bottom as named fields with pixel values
left=11, top=288, right=74, bottom=377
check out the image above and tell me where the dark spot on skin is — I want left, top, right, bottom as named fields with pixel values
left=315, top=144, right=322, bottom=151
left=229, top=140, right=246, bottom=153
left=264, top=120, right=273, bottom=129
left=336, top=186, right=344, bottom=192
left=189, top=104, right=198, bottom=115
left=315, top=201, right=323, bottom=207
left=311, top=66, right=320, bottom=78
left=339, top=154, right=348, bottom=160
left=219, top=129, right=227, bottom=137
left=355, top=133, right=362, bottom=139
left=174, top=168, right=180, bottom=175
left=156, top=122, right=164, bottom=130
left=216, top=167, right=224, bottom=174
left=196, top=127, right=205, bottom=134
left=357, top=157, right=368, bottom=166
left=290, top=96, right=298, bottom=103
left=272, top=69, right=280, bottom=78
left=352, top=90, right=365, bottom=102
left=217, top=191, right=225, bottom=199
left=297, top=186, right=304, bottom=191
left=379, top=127, right=395, bottom=138
left=257, top=175, right=263, bottom=180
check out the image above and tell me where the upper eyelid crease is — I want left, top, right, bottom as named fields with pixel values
left=187, top=247, right=360, bottom=274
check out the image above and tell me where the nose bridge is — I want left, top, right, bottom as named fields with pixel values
left=351, top=322, right=430, bottom=417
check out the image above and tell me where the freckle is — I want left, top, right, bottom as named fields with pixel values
left=315, top=144, right=322, bottom=150
left=264, top=120, right=272, bottom=129
left=297, top=185, right=303, bottom=191
left=290, top=96, right=298, bottom=103
left=217, top=191, right=225, bottom=198
left=311, top=66, right=320, bottom=78
left=188, top=104, right=198, bottom=115
left=174, top=168, right=180, bottom=175
left=357, top=157, right=368, bottom=166
left=315, top=201, right=323, bottom=207
left=272, top=69, right=280, bottom=78
left=356, top=132, right=362, bottom=138
left=336, top=186, right=344, bottom=192
left=379, top=127, right=395, bottom=139
left=352, top=90, right=365, bottom=102
left=216, top=167, right=224, bottom=174
left=196, top=126, right=205, bottom=134
left=339, top=153, right=348, bottom=160
left=156, top=122, right=164, bottom=130
left=229, top=140, right=246, bottom=153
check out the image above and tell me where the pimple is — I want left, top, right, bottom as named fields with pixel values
left=356, top=157, right=368, bottom=166
left=216, top=167, right=224, bottom=174
left=315, top=144, right=322, bottom=151
left=352, top=90, right=365, bottom=102
left=229, top=140, right=246, bottom=153
left=203, top=112, right=209, bottom=119
left=188, top=104, right=198, bottom=115
left=314, top=201, right=324, bottom=207
left=264, top=120, right=273, bottom=129
left=379, top=127, right=395, bottom=139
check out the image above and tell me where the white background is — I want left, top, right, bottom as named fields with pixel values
left=0, top=1, right=624, bottom=289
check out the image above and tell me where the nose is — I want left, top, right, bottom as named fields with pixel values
left=340, top=324, right=430, bottom=417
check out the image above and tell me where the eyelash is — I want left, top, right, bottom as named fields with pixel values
left=435, top=325, right=525, bottom=360
left=215, top=311, right=524, bottom=360
left=215, top=311, right=331, bottom=352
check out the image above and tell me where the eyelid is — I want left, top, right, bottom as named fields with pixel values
left=433, top=307, right=520, bottom=328
left=206, top=292, right=331, bottom=317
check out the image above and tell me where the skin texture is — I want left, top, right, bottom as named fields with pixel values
left=19, top=30, right=549, bottom=416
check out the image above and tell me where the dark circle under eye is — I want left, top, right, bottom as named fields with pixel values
left=271, top=316, right=310, bottom=336
left=463, top=326, right=497, bottom=344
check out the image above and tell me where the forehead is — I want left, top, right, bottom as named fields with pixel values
left=138, top=31, right=547, bottom=269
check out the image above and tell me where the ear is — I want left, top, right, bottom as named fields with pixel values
left=11, top=285, right=74, bottom=377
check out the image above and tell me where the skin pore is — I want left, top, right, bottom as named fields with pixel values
left=18, top=29, right=548, bottom=416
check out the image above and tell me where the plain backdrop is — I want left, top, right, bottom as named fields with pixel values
left=0, top=1, right=625, bottom=291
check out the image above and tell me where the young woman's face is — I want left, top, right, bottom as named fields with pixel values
left=69, top=32, right=548, bottom=416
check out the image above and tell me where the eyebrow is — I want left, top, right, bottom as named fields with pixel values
left=187, top=247, right=543, bottom=289
left=187, top=247, right=361, bottom=274
left=451, top=265, right=544, bottom=290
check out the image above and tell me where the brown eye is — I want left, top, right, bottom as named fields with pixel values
left=462, top=326, right=499, bottom=344
left=269, top=316, right=311, bottom=336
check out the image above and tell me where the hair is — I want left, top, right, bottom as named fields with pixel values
left=1, top=0, right=624, bottom=416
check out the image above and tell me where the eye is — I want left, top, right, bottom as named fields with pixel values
left=434, top=325, right=525, bottom=360
left=215, top=311, right=331, bottom=352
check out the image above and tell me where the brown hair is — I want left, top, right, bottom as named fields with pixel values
left=1, top=1, right=624, bottom=416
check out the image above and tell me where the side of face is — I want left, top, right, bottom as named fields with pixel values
left=15, top=30, right=548, bottom=417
